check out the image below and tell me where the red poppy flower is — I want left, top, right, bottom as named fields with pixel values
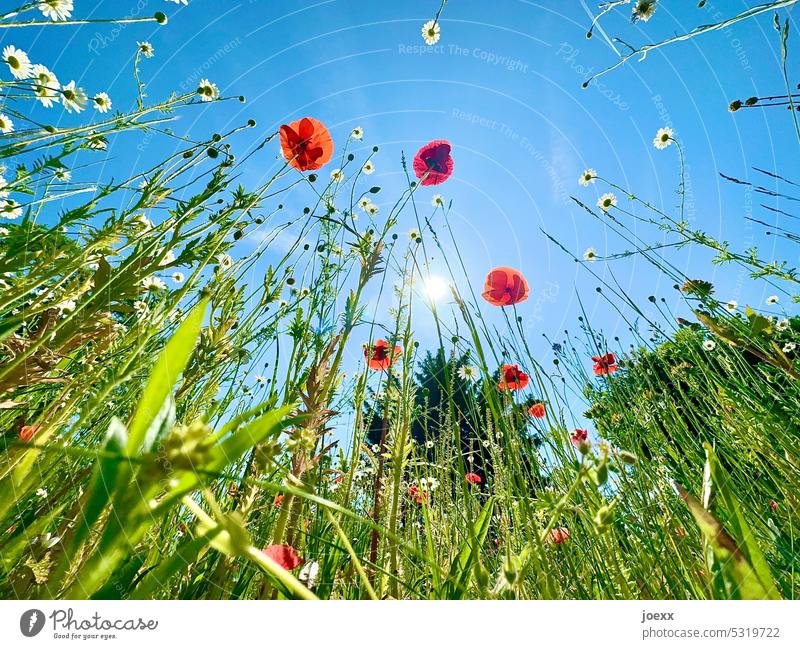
left=19, top=425, right=39, bottom=443
left=279, top=117, right=334, bottom=171
left=481, top=267, right=530, bottom=307
left=498, top=364, right=529, bottom=390
left=407, top=485, right=427, bottom=504
left=547, top=527, right=570, bottom=545
left=273, top=494, right=284, bottom=508
left=592, top=353, right=618, bottom=376
left=365, top=339, right=401, bottom=371
left=465, top=472, right=482, bottom=485
left=528, top=402, right=546, bottom=419
left=262, top=544, right=304, bottom=570
left=770, top=500, right=778, bottom=512
left=178, top=522, right=186, bottom=536
left=570, top=428, right=589, bottom=446
left=412, top=139, right=454, bottom=185
left=334, top=475, right=343, bottom=484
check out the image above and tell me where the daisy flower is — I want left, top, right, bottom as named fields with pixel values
left=653, top=127, right=673, bottom=150
left=171, top=272, right=184, bottom=284
left=724, top=300, right=738, bottom=313
left=61, top=81, right=88, bottom=113
left=2, top=45, right=31, bottom=79
left=766, top=295, right=779, bottom=305
left=358, top=197, right=371, bottom=210
left=408, top=228, right=421, bottom=241
left=141, top=276, right=166, bottom=292
left=457, top=364, right=479, bottom=381
left=362, top=161, right=375, bottom=175
left=425, top=440, right=434, bottom=449
left=583, top=247, right=598, bottom=262
left=0, top=114, right=14, bottom=134
left=38, top=0, right=74, bottom=21
left=137, top=41, right=155, bottom=58
left=330, top=168, right=344, bottom=183
left=702, top=340, right=716, bottom=351
left=36, top=487, right=48, bottom=498
left=431, top=194, right=444, bottom=208
left=31, top=64, right=59, bottom=107
left=632, top=0, right=657, bottom=23
left=93, top=92, right=112, bottom=113
left=776, top=318, right=790, bottom=332
left=579, top=168, right=597, bottom=187
left=422, top=19, right=441, bottom=45
left=255, top=375, right=267, bottom=385
left=0, top=199, right=22, bottom=219
left=597, top=192, right=617, bottom=211
left=216, top=253, right=233, bottom=269
left=0, top=227, right=8, bottom=236
left=366, top=203, right=379, bottom=216
left=783, top=342, right=796, bottom=353
left=197, top=79, right=219, bottom=102
left=133, top=300, right=149, bottom=315
left=351, top=126, right=363, bottom=140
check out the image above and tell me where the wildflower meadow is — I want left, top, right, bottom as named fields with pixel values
left=0, top=0, right=799, bottom=614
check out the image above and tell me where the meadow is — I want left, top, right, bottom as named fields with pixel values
left=0, top=0, right=798, bottom=600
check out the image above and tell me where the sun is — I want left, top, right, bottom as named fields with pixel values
left=422, top=275, right=449, bottom=302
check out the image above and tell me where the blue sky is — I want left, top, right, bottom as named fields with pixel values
left=7, top=0, right=799, bottom=390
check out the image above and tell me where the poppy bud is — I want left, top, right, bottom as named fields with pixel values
left=154, top=11, right=167, bottom=24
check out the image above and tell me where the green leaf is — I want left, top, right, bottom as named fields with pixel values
left=126, top=297, right=207, bottom=455
left=444, top=497, right=494, bottom=599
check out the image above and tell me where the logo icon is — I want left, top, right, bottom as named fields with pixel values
left=20, top=609, right=45, bottom=637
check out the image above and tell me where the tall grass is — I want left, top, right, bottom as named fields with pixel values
left=0, top=2, right=797, bottom=600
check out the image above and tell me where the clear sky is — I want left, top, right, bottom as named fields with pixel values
left=7, top=0, right=799, bottom=386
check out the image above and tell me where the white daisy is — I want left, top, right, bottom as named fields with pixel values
left=358, top=197, right=371, bottom=210
left=36, top=487, right=48, bottom=498
left=134, top=214, right=153, bottom=231
left=425, top=440, right=434, bottom=449
left=702, top=340, right=716, bottom=351
left=422, top=19, right=441, bottom=45
left=579, top=168, right=597, bottom=187
left=0, top=199, right=22, bottom=219
left=133, top=300, right=149, bottom=315
left=362, top=161, right=375, bottom=175
left=54, top=169, right=70, bottom=182
left=0, top=114, right=14, bottom=134
left=197, top=78, right=219, bottom=102
left=366, top=203, right=379, bottom=216
left=2, top=45, right=31, bottom=79
left=653, top=127, right=674, bottom=150
left=408, top=228, right=421, bottom=241
left=632, top=0, right=657, bottom=23
left=171, top=272, right=184, bottom=284
left=141, top=276, right=166, bottom=292
left=351, top=126, right=363, bottom=140
left=38, top=0, right=73, bottom=21
left=457, top=364, right=479, bottom=381
left=255, top=375, right=267, bottom=385
left=216, top=253, right=233, bottom=269
left=724, top=300, right=738, bottom=313
left=93, top=92, right=112, bottom=113
left=137, top=41, right=155, bottom=58
left=766, top=295, right=779, bottom=305
left=431, top=194, right=444, bottom=208
left=783, top=342, right=796, bottom=353
left=60, top=81, right=88, bottom=113
left=0, top=226, right=8, bottom=236
left=31, top=64, right=59, bottom=107
left=776, top=318, right=790, bottom=331
left=583, top=247, right=598, bottom=262
left=330, top=168, right=344, bottom=183
left=597, top=192, right=617, bottom=211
